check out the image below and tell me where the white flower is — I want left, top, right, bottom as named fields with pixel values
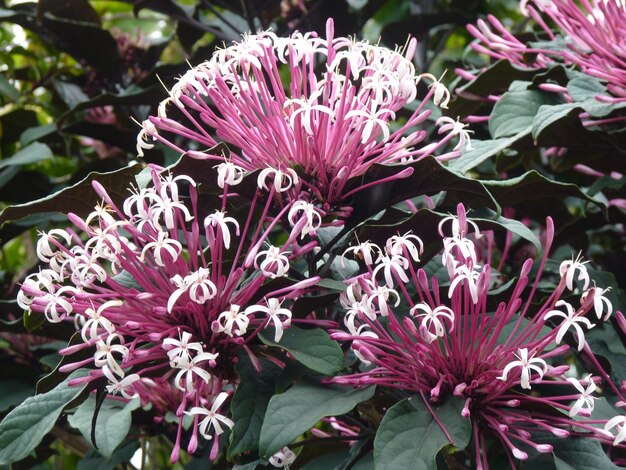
left=136, top=119, right=157, bottom=157
left=342, top=241, right=380, bottom=267
left=245, top=298, right=292, bottom=342
left=269, top=446, right=297, bottom=469
left=345, top=102, right=395, bottom=143
left=158, top=173, right=196, bottom=202
left=258, top=167, right=299, bottom=192
left=436, top=116, right=473, bottom=151
left=365, top=282, right=400, bottom=317
left=167, top=268, right=217, bottom=312
left=42, top=286, right=76, bottom=323
left=185, top=392, right=234, bottom=439
left=581, top=284, right=613, bottom=320
left=604, top=414, right=626, bottom=446
left=566, top=374, right=597, bottom=417
left=214, top=161, right=245, bottom=188
left=544, top=300, right=595, bottom=351
left=151, top=194, right=194, bottom=230
left=254, top=246, right=290, bottom=278
left=163, top=330, right=204, bottom=364
left=140, top=231, right=182, bottom=266
left=285, top=90, right=335, bottom=135
left=81, top=300, right=122, bottom=341
left=94, top=333, right=129, bottom=378
left=214, top=305, right=250, bottom=337
left=103, top=365, right=140, bottom=399
left=288, top=201, right=322, bottom=238
left=173, top=352, right=218, bottom=392
left=386, top=232, right=423, bottom=262
left=419, top=72, right=451, bottom=109
left=559, top=252, right=590, bottom=291
left=372, top=254, right=409, bottom=288
left=36, top=229, right=72, bottom=263
left=204, top=210, right=240, bottom=249
left=448, top=264, right=482, bottom=304
left=497, top=348, right=548, bottom=390
left=410, top=304, right=455, bottom=343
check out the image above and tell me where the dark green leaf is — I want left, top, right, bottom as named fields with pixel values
left=373, top=396, right=471, bottom=470
left=0, top=143, right=53, bottom=170
left=0, top=75, right=19, bottom=101
left=19, top=124, right=58, bottom=146
left=0, top=164, right=143, bottom=225
left=77, top=439, right=139, bottom=470
left=259, top=381, right=374, bottom=457
left=482, top=170, right=604, bottom=212
left=67, top=396, right=140, bottom=459
left=229, top=358, right=281, bottom=457
left=0, top=369, right=89, bottom=465
left=0, top=380, right=34, bottom=413
left=345, top=156, right=498, bottom=230
left=259, top=325, right=345, bottom=376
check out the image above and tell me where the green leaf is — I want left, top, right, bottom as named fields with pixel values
left=259, top=381, right=374, bottom=457
left=448, top=131, right=529, bottom=175
left=531, top=103, right=580, bottom=142
left=0, top=143, right=53, bottom=171
left=0, top=380, right=34, bottom=413
left=67, top=396, right=140, bottom=459
left=77, top=439, right=139, bottom=470
left=482, top=170, right=604, bottom=211
left=0, top=164, right=144, bottom=225
left=19, top=124, right=58, bottom=146
left=470, top=209, right=541, bottom=252
left=345, top=156, right=499, bottom=230
left=373, top=396, right=471, bottom=470
left=0, top=75, right=19, bottom=101
left=489, top=88, right=560, bottom=139
left=0, top=369, right=89, bottom=465
left=259, top=325, right=345, bottom=376
left=229, top=358, right=281, bottom=458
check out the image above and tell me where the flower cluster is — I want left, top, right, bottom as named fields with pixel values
left=137, top=19, right=470, bottom=216
left=18, top=164, right=321, bottom=462
left=466, top=0, right=626, bottom=101
left=333, top=203, right=622, bottom=467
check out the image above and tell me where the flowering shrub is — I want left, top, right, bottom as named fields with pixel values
left=1, top=4, right=626, bottom=470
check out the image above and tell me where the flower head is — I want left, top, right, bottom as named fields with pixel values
left=19, top=163, right=320, bottom=462
left=140, top=20, right=464, bottom=215
left=331, top=203, right=618, bottom=465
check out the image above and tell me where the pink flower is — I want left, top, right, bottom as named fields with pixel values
left=19, top=163, right=321, bottom=462
left=331, top=203, right=618, bottom=465
left=140, top=20, right=465, bottom=215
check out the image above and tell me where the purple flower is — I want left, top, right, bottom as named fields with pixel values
left=18, top=165, right=320, bottom=462
left=138, top=19, right=466, bottom=215
left=332, top=203, right=621, bottom=466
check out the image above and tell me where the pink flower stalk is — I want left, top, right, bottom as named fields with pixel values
left=529, top=0, right=626, bottom=101
left=332, top=203, right=623, bottom=468
left=18, top=165, right=322, bottom=462
left=466, top=1, right=626, bottom=101
left=137, top=19, right=467, bottom=215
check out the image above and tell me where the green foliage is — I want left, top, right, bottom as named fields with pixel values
left=0, top=370, right=89, bottom=465
left=373, top=397, right=471, bottom=470
left=259, top=381, right=374, bottom=458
